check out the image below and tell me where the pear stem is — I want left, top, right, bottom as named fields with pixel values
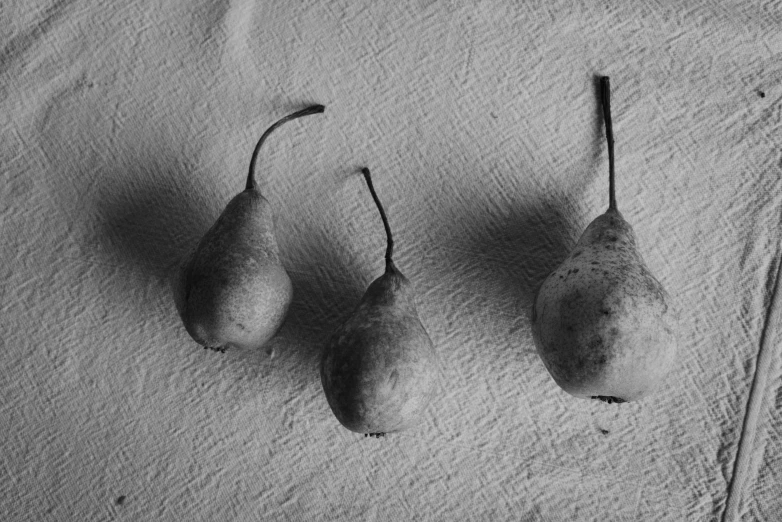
left=361, top=167, right=394, bottom=270
left=246, top=104, right=325, bottom=191
left=600, top=76, right=617, bottom=212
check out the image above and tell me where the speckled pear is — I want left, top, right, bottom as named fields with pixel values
left=320, top=168, right=438, bottom=436
left=173, top=105, right=324, bottom=352
left=531, top=78, right=677, bottom=403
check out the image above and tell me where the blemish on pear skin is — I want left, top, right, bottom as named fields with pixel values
left=389, top=369, right=399, bottom=390
left=586, top=337, right=606, bottom=359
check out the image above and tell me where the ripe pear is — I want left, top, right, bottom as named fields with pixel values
left=320, top=168, right=438, bottom=436
left=531, top=77, right=677, bottom=403
left=173, top=105, right=325, bottom=352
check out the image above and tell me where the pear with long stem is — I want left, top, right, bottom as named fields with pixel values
left=174, top=105, right=325, bottom=352
left=531, top=78, right=677, bottom=403
left=321, top=168, right=438, bottom=435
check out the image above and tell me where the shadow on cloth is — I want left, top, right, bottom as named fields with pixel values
left=96, top=158, right=218, bottom=281
left=439, top=194, right=579, bottom=355
left=431, top=74, right=608, bottom=356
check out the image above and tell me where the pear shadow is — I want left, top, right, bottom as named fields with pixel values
left=440, top=74, right=607, bottom=336
left=280, top=258, right=365, bottom=367
left=94, top=157, right=224, bottom=359
left=432, top=75, right=614, bottom=366
left=443, top=195, right=578, bottom=349
left=482, top=198, right=576, bottom=302
left=257, top=168, right=371, bottom=377
left=95, top=159, right=218, bottom=281
left=277, top=165, right=386, bottom=356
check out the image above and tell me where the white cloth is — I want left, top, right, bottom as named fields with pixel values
left=2, top=1, right=781, bottom=520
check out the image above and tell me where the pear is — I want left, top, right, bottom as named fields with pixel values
left=174, top=105, right=325, bottom=352
left=531, top=77, right=677, bottom=403
left=320, top=168, right=438, bottom=436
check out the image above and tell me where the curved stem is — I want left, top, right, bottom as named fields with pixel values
left=600, top=76, right=617, bottom=212
left=246, top=104, right=325, bottom=191
left=361, top=167, right=394, bottom=269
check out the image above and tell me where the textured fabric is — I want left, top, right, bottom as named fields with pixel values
left=2, top=1, right=781, bottom=520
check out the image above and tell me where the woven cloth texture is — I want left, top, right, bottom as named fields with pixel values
left=2, top=1, right=782, bottom=520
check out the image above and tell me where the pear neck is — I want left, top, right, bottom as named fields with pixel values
left=385, top=259, right=398, bottom=275
left=241, top=185, right=265, bottom=202
left=602, top=206, right=625, bottom=225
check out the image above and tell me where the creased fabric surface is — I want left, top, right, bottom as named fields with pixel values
left=2, top=1, right=781, bottom=520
